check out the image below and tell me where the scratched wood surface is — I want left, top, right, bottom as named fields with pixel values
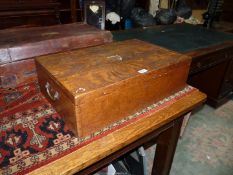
left=0, top=23, right=112, bottom=63
left=29, top=89, right=206, bottom=175
left=0, top=23, right=112, bottom=88
left=36, top=39, right=192, bottom=137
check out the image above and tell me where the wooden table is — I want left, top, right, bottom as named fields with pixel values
left=113, top=24, right=233, bottom=107
left=29, top=89, right=206, bottom=175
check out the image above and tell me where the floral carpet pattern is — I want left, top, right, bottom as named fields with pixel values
left=0, top=82, right=195, bottom=175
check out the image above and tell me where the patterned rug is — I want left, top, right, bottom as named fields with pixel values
left=0, top=82, right=196, bottom=175
left=0, top=83, right=75, bottom=175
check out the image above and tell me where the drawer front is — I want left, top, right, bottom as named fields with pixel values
left=190, top=48, right=231, bottom=75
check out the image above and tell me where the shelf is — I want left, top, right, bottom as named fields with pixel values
left=59, top=8, right=82, bottom=12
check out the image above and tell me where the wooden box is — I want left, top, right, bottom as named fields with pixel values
left=36, top=39, right=191, bottom=137
left=0, top=23, right=112, bottom=88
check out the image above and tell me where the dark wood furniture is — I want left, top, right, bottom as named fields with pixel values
left=221, top=0, right=233, bottom=23
left=213, top=21, right=233, bottom=33
left=0, top=0, right=61, bottom=29
left=59, top=0, right=83, bottom=23
left=113, top=24, right=233, bottom=107
left=187, top=41, right=233, bottom=107
left=0, top=23, right=112, bottom=88
left=62, top=0, right=151, bottom=24
left=28, top=88, right=206, bottom=175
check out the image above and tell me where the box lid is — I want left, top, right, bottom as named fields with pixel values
left=0, top=23, right=112, bottom=64
left=36, top=39, right=191, bottom=105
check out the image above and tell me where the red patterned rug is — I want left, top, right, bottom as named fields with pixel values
left=0, top=82, right=196, bottom=175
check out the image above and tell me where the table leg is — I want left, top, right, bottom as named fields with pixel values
left=152, top=116, right=184, bottom=175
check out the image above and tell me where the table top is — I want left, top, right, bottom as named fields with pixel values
left=29, top=88, right=206, bottom=175
left=113, top=24, right=233, bottom=53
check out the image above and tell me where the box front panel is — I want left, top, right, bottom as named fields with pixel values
left=77, top=61, right=190, bottom=137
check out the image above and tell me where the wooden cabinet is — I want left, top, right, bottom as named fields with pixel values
left=0, top=0, right=60, bottom=29
left=187, top=42, right=233, bottom=107
left=220, top=54, right=233, bottom=97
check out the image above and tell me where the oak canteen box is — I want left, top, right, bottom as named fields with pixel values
left=0, top=23, right=112, bottom=88
left=36, top=39, right=191, bottom=137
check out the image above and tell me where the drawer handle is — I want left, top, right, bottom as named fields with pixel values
left=45, top=82, right=59, bottom=101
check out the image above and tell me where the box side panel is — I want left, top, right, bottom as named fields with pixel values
left=10, top=32, right=112, bottom=62
left=36, top=62, right=80, bottom=136
left=0, top=59, right=36, bottom=88
left=0, top=48, right=11, bottom=64
left=76, top=60, right=191, bottom=137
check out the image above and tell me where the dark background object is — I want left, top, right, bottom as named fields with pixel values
left=59, top=0, right=83, bottom=23
left=203, top=0, right=224, bottom=28
left=155, top=9, right=177, bottom=25
left=221, top=0, right=233, bottom=22
left=84, top=0, right=105, bottom=30
left=175, top=0, right=192, bottom=19
left=120, top=0, right=136, bottom=20
left=106, top=0, right=136, bottom=30
left=185, top=0, right=209, bottom=9
left=0, top=0, right=231, bottom=31
left=105, top=20, right=121, bottom=31
left=131, top=8, right=157, bottom=27
left=0, top=0, right=60, bottom=29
